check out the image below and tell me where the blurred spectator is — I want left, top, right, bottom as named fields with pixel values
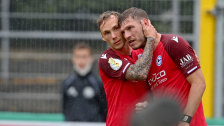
left=62, top=43, right=107, bottom=122
left=132, top=97, right=182, bottom=126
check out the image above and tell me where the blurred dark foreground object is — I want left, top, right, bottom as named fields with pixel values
left=131, top=98, right=182, bottom=126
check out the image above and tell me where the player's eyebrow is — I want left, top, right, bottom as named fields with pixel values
left=102, top=30, right=110, bottom=34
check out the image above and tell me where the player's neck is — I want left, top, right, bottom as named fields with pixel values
left=154, top=33, right=161, bottom=50
left=142, top=33, right=161, bottom=51
left=116, top=43, right=132, bottom=55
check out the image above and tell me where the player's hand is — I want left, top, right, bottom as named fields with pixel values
left=178, top=122, right=190, bottom=126
left=140, top=19, right=157, bottom=39
left=135, top=101, right=148, bottom=111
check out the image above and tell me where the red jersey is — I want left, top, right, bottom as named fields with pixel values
left=147, top=34, right=206, bottom=126
left=99, top=48, right=150, bottom=126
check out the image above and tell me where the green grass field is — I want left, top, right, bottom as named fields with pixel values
left=0, top=112, right=223, bottom=125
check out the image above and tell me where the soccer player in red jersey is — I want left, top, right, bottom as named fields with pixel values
left=97, top=11, right=156, bottom=126
left=120, top=7, right=207, bottom=126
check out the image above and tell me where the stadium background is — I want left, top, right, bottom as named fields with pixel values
left=0, top=0, right=223, bottom=125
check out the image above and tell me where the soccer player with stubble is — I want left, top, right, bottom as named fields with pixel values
left=119, top=7, right=207, bottom=126
left=97, top=11, right=156, bottom=126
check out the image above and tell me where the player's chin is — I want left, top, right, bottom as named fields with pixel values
left=114, top=45, right=123, bottom=50
left=131, top=45, right=139, bottom=50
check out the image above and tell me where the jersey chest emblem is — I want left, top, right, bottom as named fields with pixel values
left=156, top=55, right=162, bottom=66
left=108, top=57, right=122, bottom=71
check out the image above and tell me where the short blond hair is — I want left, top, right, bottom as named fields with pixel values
left=97, top=11, right=120, bottom=29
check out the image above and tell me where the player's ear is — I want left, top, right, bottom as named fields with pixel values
left=143, top=18, right=149, bottom=26
left=100, top=32, right=106, bottom=41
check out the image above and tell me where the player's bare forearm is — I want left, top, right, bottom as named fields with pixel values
left=125, top=37, right=154, bottom=81
left=184, top=69, right=206, bottom=116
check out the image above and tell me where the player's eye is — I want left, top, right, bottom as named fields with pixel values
left=104, top=31, right=110, bottom=35
left=114, top=26, right=119, bottom=31
left=127, top=26, right=132, bottom=31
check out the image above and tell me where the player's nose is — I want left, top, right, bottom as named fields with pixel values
left=124, top=31, right=131, bottom=40
left=111, top=32, right=117, bottom=40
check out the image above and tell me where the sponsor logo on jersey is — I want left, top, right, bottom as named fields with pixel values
left=171, top=36, right=178, bottom=43
left=101, top=54, right=107, bottom=59
left=148, top=70, right=167, bottom=89
left=180, top=54, right=193, bottom=68
left=156, top=55, right=162, bottom=66
left=108, top=57, right=122, bottom=71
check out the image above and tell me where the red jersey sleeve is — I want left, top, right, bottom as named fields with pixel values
left=162, top=35, right=200, bottom=77
left=98, top=49, right=131, bottom=80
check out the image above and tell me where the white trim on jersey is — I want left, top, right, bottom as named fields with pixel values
left=187, top=66, right=198, bottom=74
left=123, top=63, right=130, bottom=73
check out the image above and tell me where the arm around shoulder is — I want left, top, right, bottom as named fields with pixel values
left=125, top=20, right=156, bottom=81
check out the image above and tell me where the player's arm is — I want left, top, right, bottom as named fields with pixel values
left=183, top=69, right=206, bottom=118
left=99, top=50, right=132, bottom=80
left=166, top=35, right=206, bottom=125
left=125, top=19, right=156, bottom=81
left=178, top=69, right=206, bottom=126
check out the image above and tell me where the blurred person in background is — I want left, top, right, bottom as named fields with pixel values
left=62, top=43, right=107, bottom=122
left=131, top=97, right=182, bottom=126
